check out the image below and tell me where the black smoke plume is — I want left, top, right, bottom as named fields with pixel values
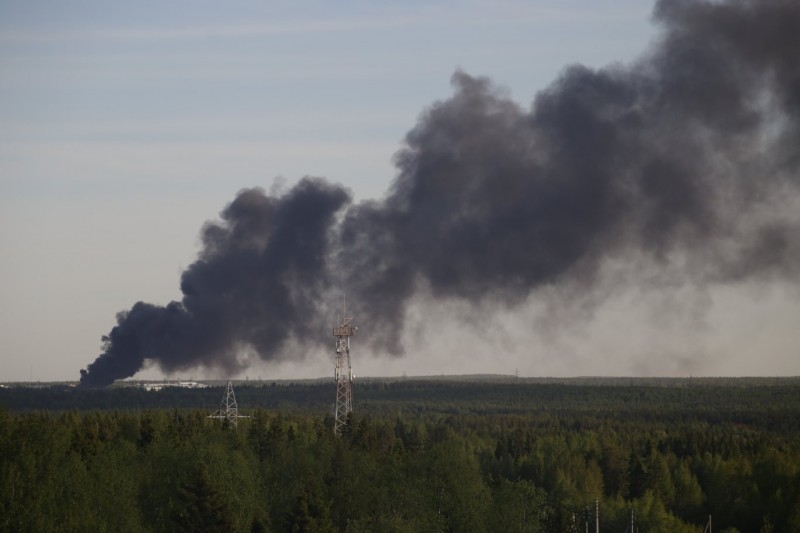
left=80, top=180, right=350, bottom=387
left=81, top=0, right=800, bottom=386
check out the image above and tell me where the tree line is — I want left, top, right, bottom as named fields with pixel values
left=2, top=380, right=800, bottom=532
left=2, top=378, right=800, bottom=431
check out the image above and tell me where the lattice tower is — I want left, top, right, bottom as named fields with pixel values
left=207, top=380, right=249, bottom=428
left=332, top=312, right=356, bottom=435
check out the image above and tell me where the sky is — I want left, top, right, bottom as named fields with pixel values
left=1, top=1, right=797, bottom=382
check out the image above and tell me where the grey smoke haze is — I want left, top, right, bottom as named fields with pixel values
left=80, top=0, right=800, bottom=387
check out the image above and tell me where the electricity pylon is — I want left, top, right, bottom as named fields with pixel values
left=207, top=380, right=249, bottom=428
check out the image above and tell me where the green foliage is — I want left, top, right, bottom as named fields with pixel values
left=489, top=478, right=548, bottom=533
left=1, top=380, right=800, bottom=531
left=174, top=463, right=236, bottom=532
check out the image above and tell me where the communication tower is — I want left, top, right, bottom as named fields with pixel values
left=624, top=505, right=638, bottom=533
left=332, top=303, right=356, bottom=435
left=207, top=380, right=249, bottom=428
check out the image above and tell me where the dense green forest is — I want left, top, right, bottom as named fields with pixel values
left=1, top=379, right=799, bottom=531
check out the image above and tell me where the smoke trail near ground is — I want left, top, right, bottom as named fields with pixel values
left=80, top=180, right=350, bottom=386
left=80, top=0, right=800, bottom=386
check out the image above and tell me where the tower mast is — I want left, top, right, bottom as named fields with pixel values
left=332, top=299, right=356, bottom=435
left=207, top=380, right=249, bottom=428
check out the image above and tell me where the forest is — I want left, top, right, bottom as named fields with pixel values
left=1, top=378, right=799, bottom=532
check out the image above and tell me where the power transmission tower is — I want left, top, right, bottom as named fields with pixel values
left=332, top=303, right=356, bottom=435
left=207, top=380, right=249, bottom=428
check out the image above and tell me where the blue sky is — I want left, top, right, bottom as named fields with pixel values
left=1, top=1, right=654, bottom=200
left=3, top=1, right=795, bottom=382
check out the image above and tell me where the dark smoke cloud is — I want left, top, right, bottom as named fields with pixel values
left=81, top=0, right=800, bottom=386
left=80, top=179, right=350, bottom=387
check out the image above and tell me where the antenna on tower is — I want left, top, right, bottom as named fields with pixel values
left=624, top=504, right=638, bottom=533
left=332, top=296, right=356, bottom=435
left=595, top=498, right=599, bottom=533
left=207, top=380, right=250, bottom=428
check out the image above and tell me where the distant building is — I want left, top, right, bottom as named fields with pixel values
left=141, top=380, right=207, bottom=391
